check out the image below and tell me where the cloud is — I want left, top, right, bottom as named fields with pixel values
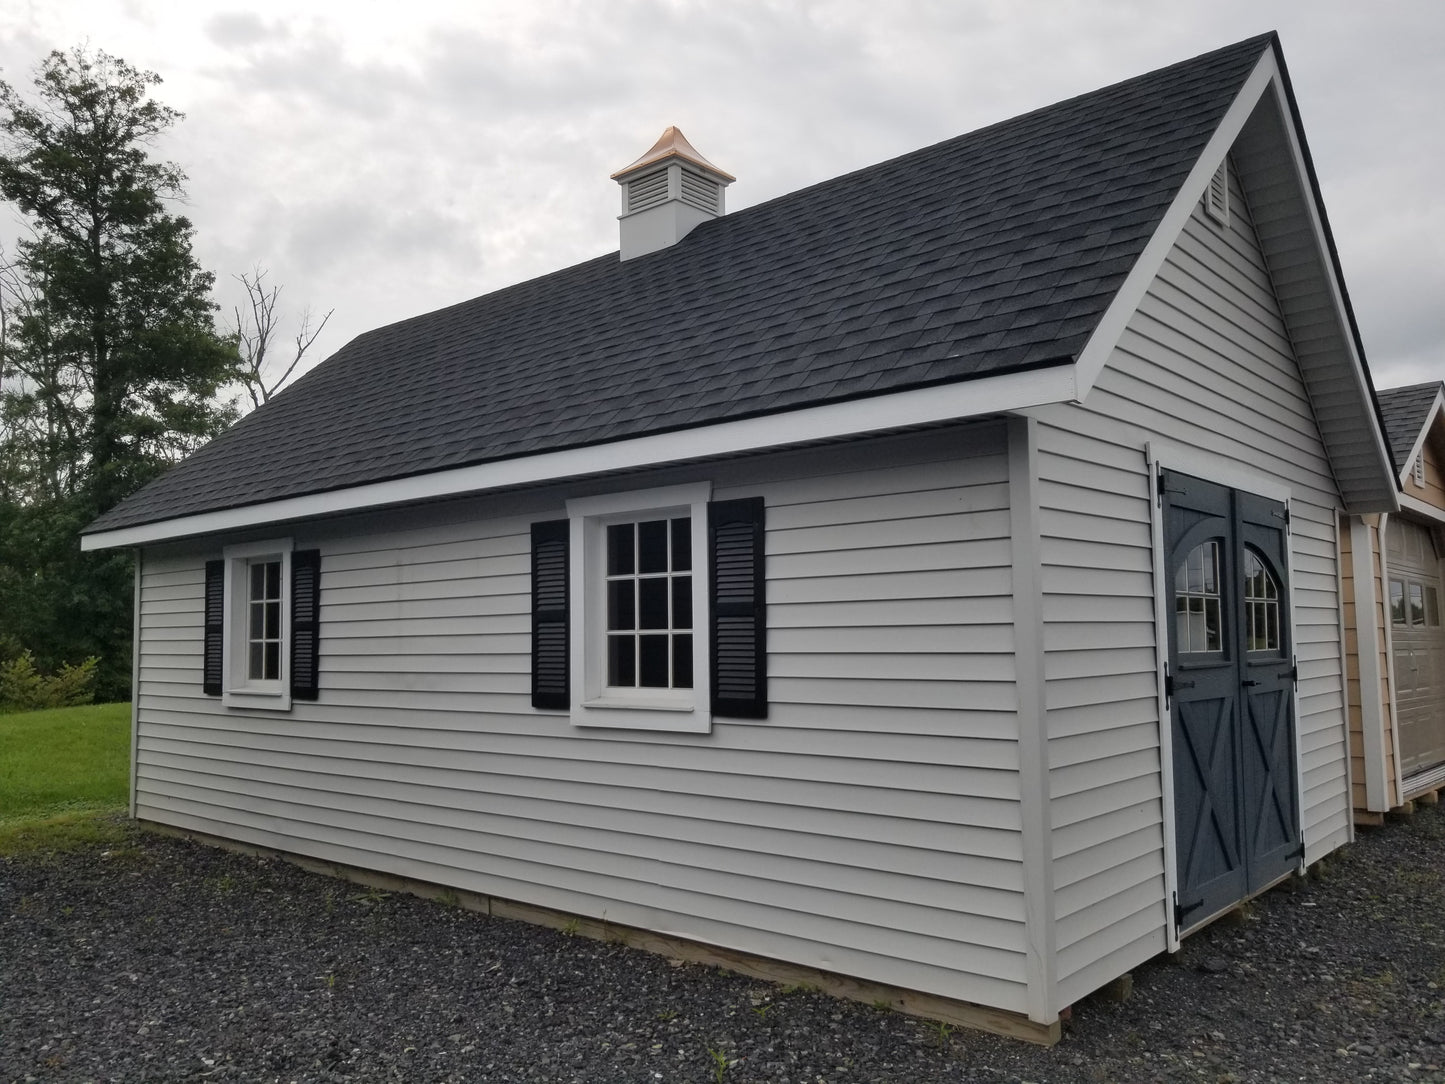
left=202, top=13, right=279, bottom=49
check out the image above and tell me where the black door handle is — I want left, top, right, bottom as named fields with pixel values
left=1241, top=680, right=1260, bottom=687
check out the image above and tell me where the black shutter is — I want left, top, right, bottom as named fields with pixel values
left=203, top=559, right=225, bottom=696
left=290, top=549, right=322, bottom=701
left=531, top=520, right=570, bottom=710
left=709, top=497, right=767, bottom=718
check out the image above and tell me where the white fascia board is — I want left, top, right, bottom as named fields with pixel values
left=1073, top=50, right=1278, bottom=398
left=1255, top=58, right=1398, bottom=502
left=1396, top=388, right=1445, bottom=489
left=82, top=361, right=1078, bottom=550
left=1397, top=492, right=1445, bottom=525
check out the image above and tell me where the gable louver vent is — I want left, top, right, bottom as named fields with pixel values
left=1204, top=159, right=1229, bottom=225
left=612, top=126, right=733, bottom=260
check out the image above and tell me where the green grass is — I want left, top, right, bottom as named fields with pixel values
left=0, top=808, right=137, bottom=855
left=0, top=702, right=131, bottom=821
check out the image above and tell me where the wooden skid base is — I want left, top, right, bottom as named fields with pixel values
left=1353, top=809, right=1386, bottom=827
left=141, top=821, right=1061, bottom=1046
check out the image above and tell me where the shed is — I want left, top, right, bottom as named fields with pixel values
left=83, top=34, right=1399, bottom=1042
left=1343, top=381, right=1445, bottom=821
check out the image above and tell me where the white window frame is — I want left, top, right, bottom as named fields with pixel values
left=222, top=537, right=294, bottom=711
left=566, top=483, right=712, bottom=732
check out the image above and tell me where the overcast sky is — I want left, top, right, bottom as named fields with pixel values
left=1, top=1, right=1441, bottom=394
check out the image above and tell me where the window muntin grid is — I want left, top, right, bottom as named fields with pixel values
left=605, top=517, right=692, bottom=689
left=1391, top=578, right=1441, bottom=627
left=247, top=558, right=283, bottom=681
left=1175, top=541, right=1222, bottom=654
left=1243, top=549, right=1281, bottom=653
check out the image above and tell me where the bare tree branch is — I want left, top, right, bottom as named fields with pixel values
left=231, top=266, right=333, bottom=409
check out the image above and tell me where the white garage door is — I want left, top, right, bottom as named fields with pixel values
left=1386, top=518, right=1445, bottom=779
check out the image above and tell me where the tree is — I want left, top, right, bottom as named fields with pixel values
left=232, top=267, right=333, bottom=409
left=0, top=47, right=240, bottom=513
left=0, top=48, right=242, bottom=700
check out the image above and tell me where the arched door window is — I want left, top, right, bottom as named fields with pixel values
left=1175, top=540, right=1222, bottom=654
left=1243, top=548, right=1281, bottom=653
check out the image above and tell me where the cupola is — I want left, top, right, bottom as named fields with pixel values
left=612, top=127, right=734, bottom=261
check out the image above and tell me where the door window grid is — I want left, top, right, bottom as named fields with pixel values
left=247, top=559, right=282, bottom=681
left=1175, top=541, right=1222, bottom=654
left=1243, top=550, right=1281, bottom=653
left=1391, top=579, right=1441, bottom=627
left=605, top=517, right=693, bottom=689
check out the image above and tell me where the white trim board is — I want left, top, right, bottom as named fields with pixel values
left=82, top=363, right=1078, bottom=550
left=1350, top=516, right=1390, bottom=812
left=1398, top=492, right=1445, bottom=525
left=1145, top=449, right=1181, bottom=952
left=1006, top=416, right=1057, bottom=1021
left=1146, top=441, right=1293, bottom=505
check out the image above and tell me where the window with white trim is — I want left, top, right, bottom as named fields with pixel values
left=566, top=484, right=712, bottom=731
left=221, top=538, right=294, bottom=710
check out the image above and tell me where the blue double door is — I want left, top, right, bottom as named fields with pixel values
left=1162, top=469, right=1300, bottom=932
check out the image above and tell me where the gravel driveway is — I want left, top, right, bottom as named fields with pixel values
left=3, top=805, right=1443, bottom=1083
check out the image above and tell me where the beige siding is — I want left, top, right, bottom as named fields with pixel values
left=134, top=426, right=1036, bottom=1014
left=1032, top=160, right=1349, bottom=1007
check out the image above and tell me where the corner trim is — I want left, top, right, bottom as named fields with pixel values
left=129, top=555, right=142, bottom=820
left=1007, top=416, right=1058, bottom=1023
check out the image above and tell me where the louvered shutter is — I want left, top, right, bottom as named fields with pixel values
left=203, top=559, right=225, bottom=696
left=531, top=520, right=570, bottom=710
left=290, top=549, right=322, bottom=700
left=709, top=498, right=767, bottom=718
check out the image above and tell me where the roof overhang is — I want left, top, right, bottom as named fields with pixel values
left=81, top=361, right=1078, bottom=550
left=1073, top=44, right=1398, bottom=516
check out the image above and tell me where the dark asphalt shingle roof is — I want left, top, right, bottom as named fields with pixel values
left=90, top=34, right=1274, bottom=535
left=1377, top=382, right=1443, bottom=474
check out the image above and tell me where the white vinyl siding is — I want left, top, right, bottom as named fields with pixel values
left=1033, top=158, right=1347, bottom=1007
left=132, top=425, right=1035, bottom=1013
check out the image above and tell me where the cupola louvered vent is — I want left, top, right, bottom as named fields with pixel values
left=680, top=169, right=721, bottom=214
left=1204, top=159, right=1229, bottom=225
left=612, top=126, right=734, bottom=261
left=626, top=169, right=670, bottom=214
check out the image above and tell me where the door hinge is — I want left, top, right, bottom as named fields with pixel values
left=1156, top=471, right=1183, bottom=506
left=1164, top=667, right=1194, bottom=705
left=1272, top=506, right=1291, bottom=531
left=1280, top=661, right=1298, bottom=687
left=1174, top=893, right=1205, bottom=929
left=1287, top=842, right=1306, bottom=862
